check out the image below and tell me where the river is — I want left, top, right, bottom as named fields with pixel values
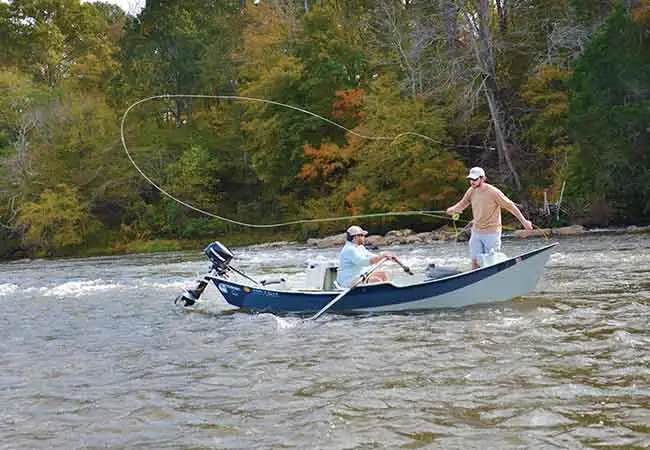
left=1, top=234, right=649, bottom=449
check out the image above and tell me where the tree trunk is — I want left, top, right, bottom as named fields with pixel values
left=484, top=88, right=521, bottom=189
left=378, top=0, right=418, bottom=96
left=463, top=0, right=522, bottom=190
left=441, top=0, right=458, bottom=57
left=495, top=0, right=508, bottom=33
left=175, top=99, right=181, bottom=128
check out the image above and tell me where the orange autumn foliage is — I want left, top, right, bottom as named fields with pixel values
left=298, top=141, right=356, bottom=182
left=631, top=0, right=650, bottom=26
left=344, top=185, right=369, bottom=215
left=331, top=88, right=365, bottom=122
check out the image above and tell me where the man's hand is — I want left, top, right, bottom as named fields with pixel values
left=382, top=252, right=395, bottom=261
left=446, top=207, right=456, bottom=216
left=522, top=219, right=533, bottom=231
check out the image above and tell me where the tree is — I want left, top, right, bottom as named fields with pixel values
left=16, top=184, right=92, bottom=255
left=118, top=0, right=242, bottom=125
left=520, top=65, right=575, bottom=207
left=0, top=69, right=53, bottom=233
left=236, top=3, right=371, bottom=217
left=567, top=6, right=650, bottom=224
left=300, top=73, right=463, bottom=229
left=1, top=0, right=121, bottom=89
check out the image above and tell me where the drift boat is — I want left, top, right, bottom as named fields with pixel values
left=175, top=241, right=557, bottom=314
left=175, top=240, right=557, bottom=315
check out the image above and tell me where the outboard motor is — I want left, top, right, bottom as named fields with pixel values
left=174, top=278, right=208, bottom=307
left=204, top=241, right=234, bottom=275
left=175, top=241, right=236, bottom=307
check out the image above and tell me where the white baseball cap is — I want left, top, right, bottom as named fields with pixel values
left=466, top=166, right=486, bottom=180
left=346, top=225, right=368, bottom=237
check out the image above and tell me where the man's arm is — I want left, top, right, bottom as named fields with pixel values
left=367, top=247, right=394, bottom=265
left=446, top=187, right=473, bottom=215
left=352, top=245, right=391, bottom=267
left=369, top=255, right=383, bottom=264
left=508, top=204, right=533, bottom=230
left=494, top=188, right=533, bottom=230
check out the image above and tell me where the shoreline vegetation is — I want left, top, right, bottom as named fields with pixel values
left=1, top=2, right=649, bottom=262
left=243, top=223, right=650, bottom=250
left=2, top=223, right=648, bottom=262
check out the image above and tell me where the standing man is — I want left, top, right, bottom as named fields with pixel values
left=446, top=167, right=533, bottom=270
left=336, top=225, right=394, bottom=288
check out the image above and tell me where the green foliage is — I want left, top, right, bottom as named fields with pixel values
left=16, top=184, right=92, bottom=255
left=520, top=65, right=576, bottom=204
left=235, top=3, right=376, bottom=220
left=568, top=0, right=619, bottom=24
left=346, top=75, right=463, bottom=210
left=298, top=73, right=463, bottom=233
left=118, top=0, right=241, bottom=100
left=1, top=0, right=121, bottom=89
left=0, top=68, right=56, bottom=235
left=1, top=0, right=650, bottom=260
left=297, top=7, right=369, bottom=113
left=567, top=6, right=650, bottom=225
left=166, top=144, right=225, bottom=205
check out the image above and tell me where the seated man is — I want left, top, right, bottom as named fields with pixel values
left=336, top=225, right=394, bottom=288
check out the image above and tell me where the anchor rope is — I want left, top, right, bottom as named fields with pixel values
left=120, top=94, right=451, bottom=228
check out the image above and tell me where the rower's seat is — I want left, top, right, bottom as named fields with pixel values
left=324, top=266, right=340, bottom=290
left=305, top=261, right=340, bottom=290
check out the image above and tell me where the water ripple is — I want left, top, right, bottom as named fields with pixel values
left=0, top=235, right=649, bottom=448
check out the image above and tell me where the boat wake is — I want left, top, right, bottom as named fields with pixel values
left=269, top=315, right=303, bottom=329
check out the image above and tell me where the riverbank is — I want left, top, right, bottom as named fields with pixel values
left=246, top=224, right=650, bottom=250
left=3, top=223, right=649, bottom=261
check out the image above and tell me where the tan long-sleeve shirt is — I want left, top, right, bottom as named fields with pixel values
left=452, top=183, right=519, bottom=233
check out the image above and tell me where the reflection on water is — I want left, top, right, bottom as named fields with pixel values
left=1, top=234, right=649, bottom=449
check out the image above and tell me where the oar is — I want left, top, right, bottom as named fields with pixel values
left=391, top=256, right=414, bottom=275
left=307, top=259, right=389, bottom=321
left=226, top=264, right=260, bottom=285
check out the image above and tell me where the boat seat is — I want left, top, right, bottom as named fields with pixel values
left=324, top=266, right=340, bottom=290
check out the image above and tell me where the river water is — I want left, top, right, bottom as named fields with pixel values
left=1, top=234, right=649, bottom=449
